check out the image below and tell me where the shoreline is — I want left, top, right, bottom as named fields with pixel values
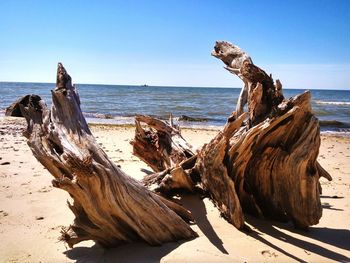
left=2, top=115, right=349, bottom=137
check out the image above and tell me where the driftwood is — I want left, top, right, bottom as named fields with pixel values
left=142, top=155, right=199, bottom=194
left=21, top=41, right=333, bottom=251
left=131, top=115, right=194, bottom=172
left=131, top=115, right=202, bottom=194
left=5, top=94, right=33, bottom=117
left=212, top=41, right=284, bottom=125
left=134, top=41, right=332, bottom=230
left=197, top=91, right=331, bottom=228
left=21, top=63, right=197, bottom=248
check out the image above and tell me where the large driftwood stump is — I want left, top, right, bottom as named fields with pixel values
left=197, top=91, right=331, bottom=228
left=21, top=63, right=197, bottom=248
left=134, top=41, right=332, bottom=230
left=206, top=41, right=331, bottom=228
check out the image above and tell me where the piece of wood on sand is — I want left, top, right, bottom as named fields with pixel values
left=131, top=114, right=194, bottom=172
left=5, top=94, right=33, bottom=117
left=134, top=41, right=332, bottom=230
left=21, top=63, right=197, bottom=248
left=131, top=114, right=197, bottom=193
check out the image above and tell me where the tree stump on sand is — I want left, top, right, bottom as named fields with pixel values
left=134, top=41, right=332, bottom=230
left=21, top=63, right=197, bottom=248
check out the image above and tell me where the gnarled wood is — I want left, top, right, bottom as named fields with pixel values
left=21, top=63, right=197, bottom=248
left=212, top=41, right=284, bottom=125
left=195, top=113, right=247, bottom=229
left=6, top=94, right=33, bottom=117
left=142, top=155, right=199, bottom=194
left=135, top=41, right=332, bottom=231
left=131, top=115, right=194, bottom=173
left=225, top=91, right=330, bottom=228
left=208, top=41, right=332, bottom=228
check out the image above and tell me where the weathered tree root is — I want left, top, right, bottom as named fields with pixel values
left=131, top=114, right=194, bottom=173
left=21, top=63, right=197, bottom=248
left=133, top=41, right=332, bottom=231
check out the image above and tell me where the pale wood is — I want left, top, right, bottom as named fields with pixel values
left=5, top=94, right=33, bottom=117
left=135, top=41, right=332, bottom=231
left=131, top=115, right=194, bottom=172
left=195, top=113, right=247, bottom=229
left=21, top=63, right=197, bottom=248
left=212, top=41, right=284, bottom=125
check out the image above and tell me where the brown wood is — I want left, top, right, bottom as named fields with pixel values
left=195, top=113, right=247, bottom=229
left=21, top=63, right=197, bottom=248
left=142, top=154, right=199, bottom=194
left=5, top=94, right=35, bottom=117
left=202, top=41, right=331, bottom=228
left=131, top=114, right=194, bottom=173
left=21, top=41, right=333, bottom=250
left=130, top=115, right=198, bottom=194
left=211, top=41, right=284, bottom=125
left=135, top=41, right=332, bottom=230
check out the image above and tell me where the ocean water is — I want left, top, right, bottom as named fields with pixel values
left=0, top=82, right=349, bottom=133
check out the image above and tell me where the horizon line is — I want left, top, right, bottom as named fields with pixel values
left=0, top=80, right=349, bottom=91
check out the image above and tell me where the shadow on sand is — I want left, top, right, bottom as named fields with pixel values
left=246, top=215, right=350, bottom=262
left=64, top=241, right=183, bottom=263
left=64, top=194, right=228, bottom=262
left=64, top=194, right=349, bottom=262
left=180, top=194, right=228, bottom=254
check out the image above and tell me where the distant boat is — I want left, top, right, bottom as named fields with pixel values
left=141, top=84, right=148, bottom=87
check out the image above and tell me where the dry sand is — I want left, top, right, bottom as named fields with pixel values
left=0, top=117, right=349, bottom=262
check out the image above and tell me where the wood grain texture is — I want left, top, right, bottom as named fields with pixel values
left=21, top=63, right=197, bottom=248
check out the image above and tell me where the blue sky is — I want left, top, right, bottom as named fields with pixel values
left=0, top=0, right=349, bottom=89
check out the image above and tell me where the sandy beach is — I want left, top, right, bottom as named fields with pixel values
left=0, top=116, right=349, bottom=262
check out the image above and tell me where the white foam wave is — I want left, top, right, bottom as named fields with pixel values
left=321, top=131, right=350, bottom=138
left=86, top=116, right=135, bottom=125
left=315, top=100, right=350, bottom=106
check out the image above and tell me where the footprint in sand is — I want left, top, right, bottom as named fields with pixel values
left=38, top=186, right=52, bottom=193
left=261, top=249, right=278, bottom=258
left=0, top=210, right=9, bottom=217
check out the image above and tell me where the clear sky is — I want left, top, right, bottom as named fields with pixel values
left=1, top=0, right=349, bottom=89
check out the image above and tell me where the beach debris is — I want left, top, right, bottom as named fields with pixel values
left=5, top=94, right=33, bottom=117
left=22, top=63, right=197, bottom=248
left=304, top=249, right=311, bottom=255
left=35, top=216, right=44, bottom=220
left=131, top=114, right=198, bottom=193
left=178, top=115, right=207, bottom=122
left=21, top=43, right=333, bottom=250
left=0, top=162, right=10, bottom=165
left=133, top=41, right=332, bottom=230
left=131, top=114, right=194, bottom=172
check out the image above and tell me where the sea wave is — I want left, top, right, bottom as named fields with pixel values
left=315, top=100, right=350, bottom=106
left=177, top=115, right=208, bottom=122
left=321, top=131, right=350, bottom=138
left=83, top=112, right=115, bottom=119
left=319, top=120, right=350, bottom=128
left=85, top=116, right=135, bottom=125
